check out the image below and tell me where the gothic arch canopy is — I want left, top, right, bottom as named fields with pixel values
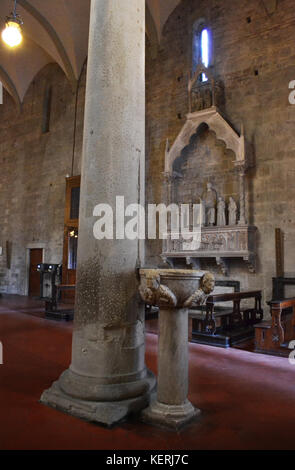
left=164, top=106, right=246, bottom=174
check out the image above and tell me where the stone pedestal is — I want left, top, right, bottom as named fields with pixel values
left=40, top=0, right=156, bottom=427
left=142, top=307, right=199, bottom=429
left=139, top=269, right=214, bottom=430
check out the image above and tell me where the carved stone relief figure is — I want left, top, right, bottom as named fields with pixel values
left=228, top=196, right=237, bottom=226
left=203, top=182, right=217, bottom=226
left=184, top=272, right=215, bottom=307
left=217, top=197, right=226, bottom=226
left=139, top=271, right=177, bottom=307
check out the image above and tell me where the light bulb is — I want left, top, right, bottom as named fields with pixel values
left=2, top=20, right=22, bottom=48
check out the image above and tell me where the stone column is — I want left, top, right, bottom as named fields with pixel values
left=157, top=307, right=193, bottom=401
left=41, top=0, right=155, bottom=426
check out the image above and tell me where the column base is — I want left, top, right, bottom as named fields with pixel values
left=141, top=397, right=200, bottom=431
left=40, top=369, right=156, bottom=427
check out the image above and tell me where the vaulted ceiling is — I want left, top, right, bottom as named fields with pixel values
left=0, top=0, right=181, bottom=108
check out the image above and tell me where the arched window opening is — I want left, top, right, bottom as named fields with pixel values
left=200, top=28, right=209, bottom=81
left=192, top=23, right=211, bottom=82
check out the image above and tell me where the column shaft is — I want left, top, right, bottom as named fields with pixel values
left=41, top=0, right=155, bottom=426
left=158, top=308, right=189, bottom=405
left=71, top=0, right=146, bottom=384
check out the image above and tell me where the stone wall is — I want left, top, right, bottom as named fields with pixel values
left=146, top=0, right=295, bottom=305
left=0, top=63, right=86, bottom=294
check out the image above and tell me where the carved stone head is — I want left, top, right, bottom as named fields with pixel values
left=200, top=272, right=215, bottom=294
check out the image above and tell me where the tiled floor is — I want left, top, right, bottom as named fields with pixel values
left=0, top=294, right=295, bottom=450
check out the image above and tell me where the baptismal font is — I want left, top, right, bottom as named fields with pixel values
left=139, top=268, right=215, bottom=429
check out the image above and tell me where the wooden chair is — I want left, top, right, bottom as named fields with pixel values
left=254, top=298, right=295, bottom=356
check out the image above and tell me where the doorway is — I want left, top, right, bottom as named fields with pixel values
left=62, top=175, right=80, bottom=303
left=28, top=249, right=43, bottom=297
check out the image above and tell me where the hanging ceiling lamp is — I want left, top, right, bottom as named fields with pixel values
left=2, top=0, right=23, bottom=48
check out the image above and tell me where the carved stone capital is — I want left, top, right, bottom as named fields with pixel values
left=139, top=270, right=177, bottom=308
left=139, top=269, right=215, bottom=309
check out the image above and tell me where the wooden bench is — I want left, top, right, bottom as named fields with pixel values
left=190, top=290, right=263, bottom=348
left=254, top=297, right=295, bottom=357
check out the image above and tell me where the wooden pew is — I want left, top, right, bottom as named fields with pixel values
left=254, top=297, right=295, bottom=357
left=191, top=290, right=263, bottom=348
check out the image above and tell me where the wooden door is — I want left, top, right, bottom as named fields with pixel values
left=29, top=249, right=43, bottom=297
left=62, top=176, right=80, bottom=303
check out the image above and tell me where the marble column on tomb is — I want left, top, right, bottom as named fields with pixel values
left=40, top=0, right=155, bottom=426
left=237, top=163, right=247, bottom=225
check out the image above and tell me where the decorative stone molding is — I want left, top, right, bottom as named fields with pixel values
left=188, top=64, right=225, bottom=113
left=234, top=161, right=247, bottom=225
left=162, top=225, right=257, bottom=275
left=164, top=106, right=246, bottom=174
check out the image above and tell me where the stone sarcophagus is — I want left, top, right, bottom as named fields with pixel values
left=162, top=225, right=257, bottom=275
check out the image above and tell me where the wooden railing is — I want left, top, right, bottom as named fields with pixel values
left=202, top=290, right=263, bottom=335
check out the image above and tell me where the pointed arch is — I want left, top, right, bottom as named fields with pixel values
left=18, top=0, right=77, bottom=90
left=146, top=3, right=159, bottom=58
left=0, top=65, right=21, bottom=112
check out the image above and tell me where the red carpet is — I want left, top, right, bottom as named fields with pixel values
left=0, top=294, right=295, bottom=450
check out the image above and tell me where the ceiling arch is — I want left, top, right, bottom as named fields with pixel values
left=146, top=0, right=181, bottom=43
left=0, top=0, right=182, bottom=108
